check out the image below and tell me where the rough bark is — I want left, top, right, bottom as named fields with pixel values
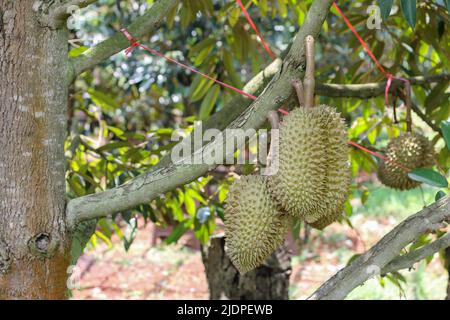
left=0, top=0, right=70, bottom=299
left=201, top=236, right=291, bottom=300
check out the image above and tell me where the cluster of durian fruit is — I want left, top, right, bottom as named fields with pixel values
left=224, top=36, right=437, bottom=274
left=224, top=36, right=351, bottom=274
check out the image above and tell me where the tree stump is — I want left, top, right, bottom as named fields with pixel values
left=201, top=235, right=291, bottom=300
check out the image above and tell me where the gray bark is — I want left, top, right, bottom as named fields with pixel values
left=0, top=0, right=70, bottom=299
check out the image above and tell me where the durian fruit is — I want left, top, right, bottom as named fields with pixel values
left=224, top=175, right=290, bottom=274
left=308, top=208, right=343, bottom=230
left=268, top=105, right=351, bottom=226
left=378, top=132, right=436, bottom=190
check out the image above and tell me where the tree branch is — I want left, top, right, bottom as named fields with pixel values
left=316, top=74, right=450, bottom=98
left=309, top=195, right=450, bottom=300
left=67, top=0, right=179, bottom=84
left=40, top=0, right=99, bottom=29
left=381, top=232, right=450, bottom=275
left=316, top=74, right=449, bottom=135
left=66, top=0, right=335, bottom=228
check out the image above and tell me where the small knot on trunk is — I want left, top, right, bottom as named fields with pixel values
left=28, top=233, right=59, bottom=258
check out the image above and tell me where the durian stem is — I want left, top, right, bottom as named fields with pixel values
left=404, top=81, right=413, bottom=133
left=266, top=111, right=280, bottom=168
left=303, top=35, right=315, bottom=108
left=267, top=110, right=280, bottom=130
left=292, top=80, right=305, bottom=107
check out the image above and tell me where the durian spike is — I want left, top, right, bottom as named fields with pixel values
left=292, top=80, right=305, bottom=107
left=303, top=35, right=315, bottom=109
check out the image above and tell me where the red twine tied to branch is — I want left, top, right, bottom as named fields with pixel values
left=120, top=29, right=258, bottom=100
left=332, top=2, right=410, bottom=108
left=119, top=29, right=292, bottom=115
left=235, top=0, right=276, bottom=59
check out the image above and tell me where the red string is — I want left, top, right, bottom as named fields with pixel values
left=332, top=2, right=387, bottom=76
left=347, top=140, right=387, bottom=161
left=121, top=29, right=257, bottom=100
left=235, top=0, right=276, bottom=59
left=277, top=108, right=289, bottom=116
left=120, top=29, right=291, bottom=115
left=332, top=2, right=411, bottom=108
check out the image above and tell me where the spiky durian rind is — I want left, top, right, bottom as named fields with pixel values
left=224, top=175, right=290, bottom=274
left=307, top=208, right=343, bottom=230
left=268, top=105, right=351, bottom=226
left=378, top=133, right=436, bottom=190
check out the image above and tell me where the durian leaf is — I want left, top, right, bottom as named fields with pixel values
left=377, top=0, right=394, bottom=20
left=88, top=88, right=120, bottom=111
left=164, top=220, right=192, bottom=244
left=441, top=120, right=450, bottom=151
left=408, top=168, right=448, bottom=188
left=400, top=0, right=416, bottom=29
left=199, top=85, right=220, bottom=120
left=215, top=206, right=225, bottom=222
left=435, top=190, right=446, bottom=201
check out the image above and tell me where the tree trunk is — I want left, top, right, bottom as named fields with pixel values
left=0, top=1, right=70, bottom=299
left=201, top=236, right=291, bottom=300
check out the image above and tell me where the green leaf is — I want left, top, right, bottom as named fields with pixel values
left=69, top=46, right=89, bottom=58
left=199, top=85, right=220, bottom=120
left=96, top=141, right=132, bottom=152
left=435, top=190, right=446, bottom=201
left=190, top=75, right=215, bottom=102
left=441, top=121, right=450, bottom=151
left=361, top=189, right=370, bottom=205
left=88, top=88, right=120, bottom=111
left=123, top=218, right=138, bottom=251
left=377, top=0, right=393, bottom=20
left=346, top=254, right=361, bottom=266
left=184, top=190, right=197, bottom=216
left=400, top=0, right=416, bottom=29
left=187, top=189, right=207, bottom=205
left=95, top=230, right=113, bottom=249
left=408, top=168, right=448, bottom=188
left=165, top=220, right=192, bottom=244
left=215, top=207, right=225, bottom=221
left=445, top=0, right=450, bottom=14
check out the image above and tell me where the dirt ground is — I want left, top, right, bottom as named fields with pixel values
left=71, top=208, right=449, bottom=300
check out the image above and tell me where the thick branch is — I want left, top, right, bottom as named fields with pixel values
left=381, top=232, right=450, bottom=275
left=309, top=195, right=450, bottom=300
left=67, top=0, right=179, bottom=83
left=66, top=0, right=335, bottom=228
left=316, top=74, right=450, bottom=98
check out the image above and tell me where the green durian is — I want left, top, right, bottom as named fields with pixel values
left=268, top=105, right=350, bottom=226
left=378, top=133, right=436, bottom=190
left=224, top=175, right=290, bottom=274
